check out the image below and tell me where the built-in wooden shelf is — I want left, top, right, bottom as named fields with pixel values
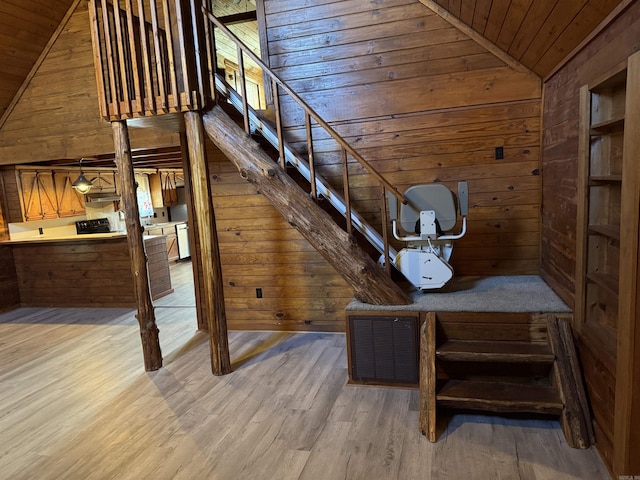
left=436, top=380, right=563, bottom=415
left=436, top=340, right=555, bottom=364
left=587, top=272, right=619, bottom=297
left=590, top=116, right=625, bottom=134
left=588, top=224, right=621, bottom=240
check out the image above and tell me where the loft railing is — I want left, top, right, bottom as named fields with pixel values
left=201, top=7, right=407, bottom=273
left=88, top=0, right=209, bottom=121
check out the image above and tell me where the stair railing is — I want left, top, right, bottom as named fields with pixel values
left=202, top=7, right=406, bottom=273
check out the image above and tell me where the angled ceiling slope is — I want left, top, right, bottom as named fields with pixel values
left=0, top=0, right=77, bottom=121
left=425, top=0, right=625, bottom=78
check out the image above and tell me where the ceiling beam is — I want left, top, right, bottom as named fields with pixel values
left=218, top=11, right=257, bottom=25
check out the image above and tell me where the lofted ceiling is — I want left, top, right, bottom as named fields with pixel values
left=430, top=0, right=625, bottom=77
left=0, top=0, right=627, bottom=167
left=0, top=0, right=77, bottom=123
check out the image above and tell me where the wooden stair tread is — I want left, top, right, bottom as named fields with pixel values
left=436, top=380, right=563, bottom=415
left=436, top=340, right=555, bottom=363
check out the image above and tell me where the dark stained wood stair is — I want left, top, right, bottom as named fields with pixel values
left=419, top=312, right=594, bottom=449
left=436, top=340, right=556, bottom=363
left=436, top=380, right=563, bottom=415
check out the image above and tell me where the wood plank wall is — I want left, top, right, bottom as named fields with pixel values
left=541, top=2, right=640, bottom=471
left=0, top=174, right=20, bottom=312
left=0, top=1, right=180, bottom=165
left=204, top=139, right=352, bottom=332
left=262, top=0, right=542, bottom=276
left=10, top=236, right=170, bottom=308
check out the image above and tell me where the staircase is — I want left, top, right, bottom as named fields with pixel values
left=419, top=312, right=594, bottom=448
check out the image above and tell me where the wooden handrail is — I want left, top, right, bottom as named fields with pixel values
left=202, top=7, right=406, bottom=205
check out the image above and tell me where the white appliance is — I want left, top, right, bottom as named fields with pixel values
left=176, top=223, right=191, bottom=260
left=386, top=181, right=468, bottom=290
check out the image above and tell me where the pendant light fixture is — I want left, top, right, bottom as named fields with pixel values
left=72, top=158, right=93, bottom=194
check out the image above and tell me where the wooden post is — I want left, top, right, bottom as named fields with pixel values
left=419, top=312, right=437, bottom=441
left=202, top=105, right=411, bottom=306
left=112, top=120, right=162, bottom=371
left=184, top=110, right=232, bottom=376
left=180, top=131, right=207, bottom=331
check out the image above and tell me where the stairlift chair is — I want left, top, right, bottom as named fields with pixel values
left=386, top=181, right=469, bottom=291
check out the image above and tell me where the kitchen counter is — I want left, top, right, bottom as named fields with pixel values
left=7, top=234, right=173, bottom=307
left=0, top=232, right=127, bottom=244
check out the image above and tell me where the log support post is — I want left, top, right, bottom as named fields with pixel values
left=180, top=131, right=207, bottom=331
left=184, top=110, right=231, bottom=376
left=112, top=120, right=162, bottom=371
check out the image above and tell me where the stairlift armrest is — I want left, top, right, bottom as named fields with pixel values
left=438, top=216, right=467, bottom=241
left=392, top=220, right=422, bottom=242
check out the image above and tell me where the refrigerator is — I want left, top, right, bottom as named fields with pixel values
left=176, top=223, right=191, bottom=260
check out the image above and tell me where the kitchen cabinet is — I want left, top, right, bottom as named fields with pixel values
left=146, top=222, right=182, bottom=263
left=54, top=172, right=86, bottom=217
left=4, top=168, right=87, bottom=222
left=149, top=170, right=184, bottom=207
left=165, top=226, right=178, bottom=263
left=18, top=170, right=59, bottom=221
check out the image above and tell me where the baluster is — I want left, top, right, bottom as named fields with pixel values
left=160, top=0, right=179, bottom=110
left=187, top=0, right=207, bottom=108
left=88, top=0, right=108, bottom=119
left=380, top=186, right=391, bottom=276
left=175, top=0, right=193, bottom=108
left=341, top=149, right=353, bottom=235
left=112, top=0, right=133, bottom=116
left=149, top=0, right=168, bottom=112
left=136, top=0, right=156, bottom=114
left=124, top=0, right=142, bottom=115
left=202, top=3, right=218, bottom=103
left=306, top=114, right=317, bottom=200
left=237, top=46, right=250, bottom=134
left=272, top=79, right=285, bottom=169
left=100, top=0, right=120, bottom=118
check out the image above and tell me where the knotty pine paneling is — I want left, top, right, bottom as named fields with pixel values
left=264, top=0, right=542, bottom=276
left=431, top=0, right=623, bottom=77
left=541, top=2, right=640, bottom=307
left=204, top=139, right=351, bottom=332
left=541, top=2, right=640, bottom=472
left=0, top=0, right=75, bottom=120
left=0, top=1, right=179, bottom=165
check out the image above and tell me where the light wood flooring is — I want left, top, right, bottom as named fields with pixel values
left=0, top=262, right=610, bottom=479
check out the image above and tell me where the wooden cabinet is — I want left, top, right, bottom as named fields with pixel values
left=149, top=170, right=184, bottom=207
left=8, top=168, right=87, bottom=222
left=54, top=172, right=86, bottom=217
left=164, top=226, right=178, bottom=262
left=576, top=51, right=640, bottom=475
left=146, top=222, right=180, bottom=263
left=18, top=170, right=60, bottom=221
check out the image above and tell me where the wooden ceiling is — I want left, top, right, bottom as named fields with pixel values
left=0, top=0, right=76, bottom=123
left=430, top=0, right=624, bottom=77
left=0, top=0, right=627, bottom=167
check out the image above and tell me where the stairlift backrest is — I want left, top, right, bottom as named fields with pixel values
left=399, top=184, right=458, bottom=235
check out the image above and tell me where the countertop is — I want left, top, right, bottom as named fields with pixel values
left=0, top=232, right=128, bottom=244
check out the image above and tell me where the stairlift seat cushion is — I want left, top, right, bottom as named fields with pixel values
left=400, top=184, right=457, bottom=233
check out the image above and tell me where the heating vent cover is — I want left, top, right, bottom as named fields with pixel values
left=348, top=315, right=419, bottom=384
